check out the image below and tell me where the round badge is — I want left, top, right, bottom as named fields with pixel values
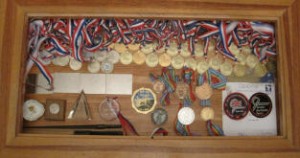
left=98, top=98, right=120, bottom=121
left=220, top=60, right=233, bottom=76
left=141, top=43, right=154, bottom=54
left=131, top=88, right=157, bottom=114
left=209, top=55, right=223, bottom=70
left=94, top=50, right=108, bottom=62
left=200, top=107, right=215, bottom=121
left=175, top=82, right=189, bottom=99
left=101, top=60, right=114, bottom=74
left=127, top=43, right=140, bottom=53
left=246, top=54, right=259, bottom=69
left=120, top=51, right=133, bottom=65
left=146, top=53, right=159, bottom=68
left=87, top=60, right=101, bottom=73
left=69, top=57, right=82, bottom=71
left=233, top=64, right=247, bottom=77
left=185, top=57, right=197, bottom=70
left=133, top=50, right=146, bottom=65
left=153, top=80, right=165, bottom=93
left=177, top=107, right=195, bottom=125
left=158, top=53, right=172, bottom=67
left=49, top=103, right=60, bottom=114
left=23, top=99, right=45, bottom=121
left=171, top=55, right=184, bottom=69
left=196, top=59, right=209, bottom=74
left=224, top=93, right=249, bottom=120
left=114, top=43, right=127, bottom=54
left=195, top=82, right=213, bottom=100
left=151, top=108, right=168, bottom=126
left=52, top=56, right=70, bottom=66
left=249, top=93, right=272, bottom=118
left=107, top=50, right=120, bottom=64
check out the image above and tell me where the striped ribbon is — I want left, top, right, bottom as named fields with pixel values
left=117, top=112, right=139, bottom=136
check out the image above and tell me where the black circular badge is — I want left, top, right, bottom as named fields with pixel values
left=249, top=93, right=272, bottom=118
left=224, top=93, right=249, bottom=120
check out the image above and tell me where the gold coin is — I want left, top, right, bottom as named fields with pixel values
left=180, top=43, right=191, bottom=58
left=196, top=59, right=209, bottom=74
left=209, top=55, right=224, bottom=70
left=158, top=53, right=171, bottom=67
left=194, top=42, right=204, bottom=58
left=236, top=52, right=247, bottom=65
left=171, top=55, right=185, bottom=69
left=120, top=51, right=133, bottom=65
left=200, top=107, right=215, bottom=121
left=254, top=62, right=267, bottom=77
left=185, top=57, right=197, bottom=70
left=220, top=60, right=233, bottom=76
left=114, top=43, right=127, bottom=54
left=127, top=43, right=140, bottom=53
left=166, top=41, right=178, bottom=57
left=133, top=50, right=146, bottom=65
left=233, top=64, right=247, bottom=77
left=246, top=54, right=259, bottom=69
left=141, top=43, right=154, bottom=54
left=229, top=44, right=240, bottom=56
left=146, top=53, right=159, bottom=68
left=195, top=82, right=213, bottom=100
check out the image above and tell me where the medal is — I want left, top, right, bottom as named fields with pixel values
left=141, top=43, right=154, bottom=54
left=249, top=93, right=272, bottom=118
left=185, top=57, right=197, bottom=70
left=236, top=52, right=247, bottom=65
left=94, top=50, right=108, bottom=62
left=229, top=44, right=241, bottom=56
left=98, top=97, right=120, bottom=121
left=45, top=99, right=66, bottom=121
left=158, top=53, right=171, bottom=67
left=155, top=44, right=166, bottom=54
left=246, top=54, right=259, bottom=69
left=242, top=46, right=252, bottom=54
left=209, top=54, right=223, bottom=70
left=107, top=50, right=120, bottom=64
left=195, top=82, right=213, bottom=100
left=127, top=43, right=140, bottom=53
left=133, top=50, right=146, bottom=65
left=166, top=41, right=178, bottom=57
left=220, top=60, right=233, bottom=76
left=146, top=53, right=159, bottom=67
left=200, top=107, right=215, bottom=121
left=120, top=51, right=133, bottom=65
left=175, top=82, right=189, bottom=99
left=69, top=57, right=82, bottom=71
left=233, top=64, right=247, bottom=77
left=23, top=99, right=45, bottom=121
left=171, top=55, right=184, bottom=69
left=177, top=107, right=195, bottom=125
left=131, top=88, right=157, bottom=114
left=87, top=60, right=101, bottom=73
left=151, top=108, right=168, bottom=126
left=224, top=92, right=249, bottom=120
left=180, top=43, right=191, bottom=58
left=114, top=43, right=127, bottom=53
left=196, top=59, right=209, bottom=74
left=101, top=60, right=114, bottom=74
left=254, top=62, right=267, bottom=77
left=153, top=80, right=165, bottom=93
left=194, top=42, right=204, bottom=57
left=52, top=56, right=70, bottom=66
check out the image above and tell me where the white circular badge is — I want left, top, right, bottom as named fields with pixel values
left=88, top=61, right=101, bottom=73
left=101, top=60, right=114, bottom=74
left=49, top=103, right=60, bottom=114
left=69, top=58, right=82, bottom=71
left=177, top=107, right=195, bottom=125
left=23, top=99, right=45, bottom=121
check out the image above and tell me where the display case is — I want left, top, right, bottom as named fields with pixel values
left=1, top=0, right=300, bottom=157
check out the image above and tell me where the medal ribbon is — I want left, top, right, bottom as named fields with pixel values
left=150, top=127, right=168, bottom=138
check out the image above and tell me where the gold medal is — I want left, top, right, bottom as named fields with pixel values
left=209, top=54, right=223, bottom=70
left=196, top=58, right=209, bottom=74
left=166, top=41, right=178, bottom=57
left=158, top=53, right=171, bottom=67
left=195, top=82, right=213, bottom=100
left=69, top=57, right=82, bottom=71
left=254, top=62, right=267, bottom=77
left=200, top=107, right=215, bottom=121
left=236, top=52, right=247, bottom=65
left=146, top=53, right=159, bottom=67
left=246, top=54, right=259, bottom=69
left=180, top=43, right=191, bottom=58
left=114, top=43, right=128, bottom=54
left=171, top=55, right=185, bottom=69
left=141, top=43, right=154, bottom=54
left=242, top=46, right=252, bottom=54
left=153, top=80, right=165, bottom=93
left=127, top=43, right=140, bottom=53
left=133, top=50, right=146, bottom=65
left=229, top=44, right=240, bottom=56
left=220, top=60, right=233, bottom=76
left=175, top=82, right=189, bottom=99
left=120, top=51, right=133, bottom=65
left=194, top=42, right=204, bottom=57
left=185, top=57, right=197, bottom=70
left=233, top=64, right=247, bottom=77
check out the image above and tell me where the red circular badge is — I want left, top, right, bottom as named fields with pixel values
left=224, top=92, right=249, bottom=120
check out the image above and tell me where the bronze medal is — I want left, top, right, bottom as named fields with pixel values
left=153, top=80, right=165, bottom=93
left=200, top=107, right=215, bottom=121
left=195, top=82, right=213, bottom=100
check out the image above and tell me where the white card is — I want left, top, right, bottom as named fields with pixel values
left=222, top=82, right=277, bottom=136
left=105, top=74, right=133, bottom=95
left=80, top=73, right=106, bottom=94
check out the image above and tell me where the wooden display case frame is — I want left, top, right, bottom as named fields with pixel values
left=0, top=0, right=300, bottom=157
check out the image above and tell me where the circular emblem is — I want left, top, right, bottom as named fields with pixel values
left=23, top=99, right=45, bottom=121
left=133, top=50, right=146, bottom=65
left=101, top=60, right=114, bottom=74
left=114, top=43, right=128, bottom=54
left=246, top=54, right=259, bottom=69
left=166, top=41, right=178, bottom=57
left=98, top=98, right=120, bottom=121
left=69, top=57, right=82, bottom=71
left=120, top=51, right=133, bottom=65
left=249, top=93, right=272, bottom=118
left=94, top=50, right=108, bottom=62
left=200, top=107, right=215, bottom=121
left=180, top=43, right=191, bottom=58
left=127, top=43, right=140, bottom=53
left=153, top=80, right=165, bottom=93
left=131, top=88, right=157, bottom=114
left=195, top=82, right=213, bottom=100
left=151, top=108, right=168, bottom=126
left=145, top=53, right=159, bottom=67
left=196, top=59, right=209, bottom=74
left=141, top=43, right=154, bottom=54
left=175, top=82, right=189, bottom=99
left=220, top=60, right=233, bottom=76
left=158, top=53, right=171, bottom=67
left=171, top=55, right=184, bottom=69
left=224, top=93, right=249, bottom=120
left=254, top=62, right=267, bottom=77
left=49, top=103, right=60, bottom=114
left=185, top=57, right=197, bottom=70
left=236, top=52, right=247, bottom=65
left=209, top=55, right=223, bottom=70
left=107, top=50, right=120, bottom=64
left=87, top=60, right=101, bottom=73
left=177, top=107, right=195, bottom=125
